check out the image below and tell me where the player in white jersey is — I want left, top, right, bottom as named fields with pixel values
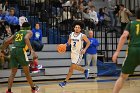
left=59, top=21, right=90, bottom=87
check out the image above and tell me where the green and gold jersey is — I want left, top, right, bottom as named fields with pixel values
left=13, top=30, right=28, bottom=49
left=125, top=20, right=140, bottom=47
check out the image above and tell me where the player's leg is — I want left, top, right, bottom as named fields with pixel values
left=72, top=55, right=89, bottom=79
left=59, top=64, right=81, bottom=87
left=6, top=68, right=18, bottom=93
left=22, top=66, right=39, bottom=93
left=59, top=64, right=74, bottom=87
left=64, top=64, right=75, bottom=82
left=113, top=73, right=129, bottom=93
left=22, top=66, right=35, bottom=87
left=73, top=63, right=85, bottom=72
left=6, top=49, right=18, bottom=93
left=113, top=47, right=139, bottom=93
left=19, top=48, right=39, bottom=92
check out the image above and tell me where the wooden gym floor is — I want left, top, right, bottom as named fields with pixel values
left=0, top=76, right=140, bottom=93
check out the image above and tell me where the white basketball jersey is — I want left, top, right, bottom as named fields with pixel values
left=70, top=32, right=84, bottom=54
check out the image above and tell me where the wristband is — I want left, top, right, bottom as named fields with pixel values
left=66, top=42, right=69, bottom=47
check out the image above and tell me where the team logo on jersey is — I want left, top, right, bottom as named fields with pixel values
left=72, top=39, right=79, bottom=42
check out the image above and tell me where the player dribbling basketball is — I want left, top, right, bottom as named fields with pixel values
left=58, top=21, right=90, bottom=87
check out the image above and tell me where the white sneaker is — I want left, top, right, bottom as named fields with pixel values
left=37, top=65, right=42, bottom=69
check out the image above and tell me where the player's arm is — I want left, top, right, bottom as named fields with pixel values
left=112, top=30, right=129, bottom=63
left=24, top=30, right=37, bottom=59
left=65, top=35, right=71, bottom=47
left=81, top=34, right=90, bottom=54
left=24, top=31, right=33, bottom=51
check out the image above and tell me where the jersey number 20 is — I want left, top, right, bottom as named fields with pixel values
left=136, top=24, right=140, bottom=35
left=15, top=34, right=23, bottom=41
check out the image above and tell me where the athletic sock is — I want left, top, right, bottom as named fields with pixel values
left=32, top=87, right=36, bottom=90
left=8, top=89, right=11, bottom=92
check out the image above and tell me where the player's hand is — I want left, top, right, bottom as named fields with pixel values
left=112, top=51, right=119, bottom=63
left=31, top=50, right=38, bottom=60
left=80, top=49, right=86, bottom=54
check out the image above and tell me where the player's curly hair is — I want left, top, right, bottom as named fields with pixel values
left=22, top=22, right=31, bottom=30
left=136, top=8, right=140, bottom=19
left=72, top=20, right=85, bottom=29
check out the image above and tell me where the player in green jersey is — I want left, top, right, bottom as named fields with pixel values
left=112, top=8, right=140, bottom=93
left=0, top=22, right=39, bottom=93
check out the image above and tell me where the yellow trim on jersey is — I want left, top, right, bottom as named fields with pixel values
left=24, top=45, right=28, bottom=51
left=126, top=38, right=130, bottom=55
left=23, top=45, right=29, bottom=61
left=136, top=19, right=140, bottom=21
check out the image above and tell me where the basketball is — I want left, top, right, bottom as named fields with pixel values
left=57, top=44, right=66, bottom=53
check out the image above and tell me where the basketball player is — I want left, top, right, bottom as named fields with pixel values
left=59, top=21, right=90, bottom=87
left=0, top=22, right=39, bottom=93
left=112, top=8, right=140, bottom=93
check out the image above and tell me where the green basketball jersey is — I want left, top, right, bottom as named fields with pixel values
left=125, top=20, right=140, bottom=47
left=13, top=30, right=28, bottom=48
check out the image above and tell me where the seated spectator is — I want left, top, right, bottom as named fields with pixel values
left=97, top=8, right=105, bottom=23
left=86, top=30, right=99, bottom=68
left=60, top=6, right=72, bottom=24
left=0, top=41, right=10, bottom=69
left=2, top=0, right=9, bottom=14
left=87, top=0, right=94, bottom=7
left=89, top=6, right=98, bottom=25
left=62, top=0, right=75, bottom=7
left=83, top=7, right=95, bottom=30
left=51, top=0, right=63, bottom=17
left=97, top=8, right=109, bottom=27
left=78, top=0, right=87, bottom=6
left=4, top=7, right=19, bottom=34
left=75, top=4, right=84, bottom=20
left=31, top=23, right=44, bottom=52
left=0, top=8, right=4, bottom=20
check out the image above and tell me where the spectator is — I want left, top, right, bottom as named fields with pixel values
left=118, top=4, right=133, bottom=34
left=76, top=4, right=84, bottom=20
left=62, top=0, right=75, bottom=7
left=87, top=0, right=94, bottom=7
left=2, top=0, right=8, bottom=13
left=0, top=41, right=10, bottom=69
left=78, top=0, right=87, bottom=6
left=83, top=7, right=94, bottom=30
left=103, top=7, right=110, bottom=21
left=113, top=4, right=120, bottom=25
left=86, top=30, right=99, bottom=67
left=89, top=5, right=98, bottom=25
left=97, top=8, right=105, bottom=25
left=60, top=6, right=71, bottom=22
left=71, top=0, right=78, bottom=19
left=59, top=6, right=73, bottom=34
left=4, top=7, right=19, bottom=34
left=107, top=0, right=117, bottom=27
left=0, top=7, right=4, bottom=20
left=51, top=0, right=63, bottom=17
left=31, top=23, right=44, bottom=52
